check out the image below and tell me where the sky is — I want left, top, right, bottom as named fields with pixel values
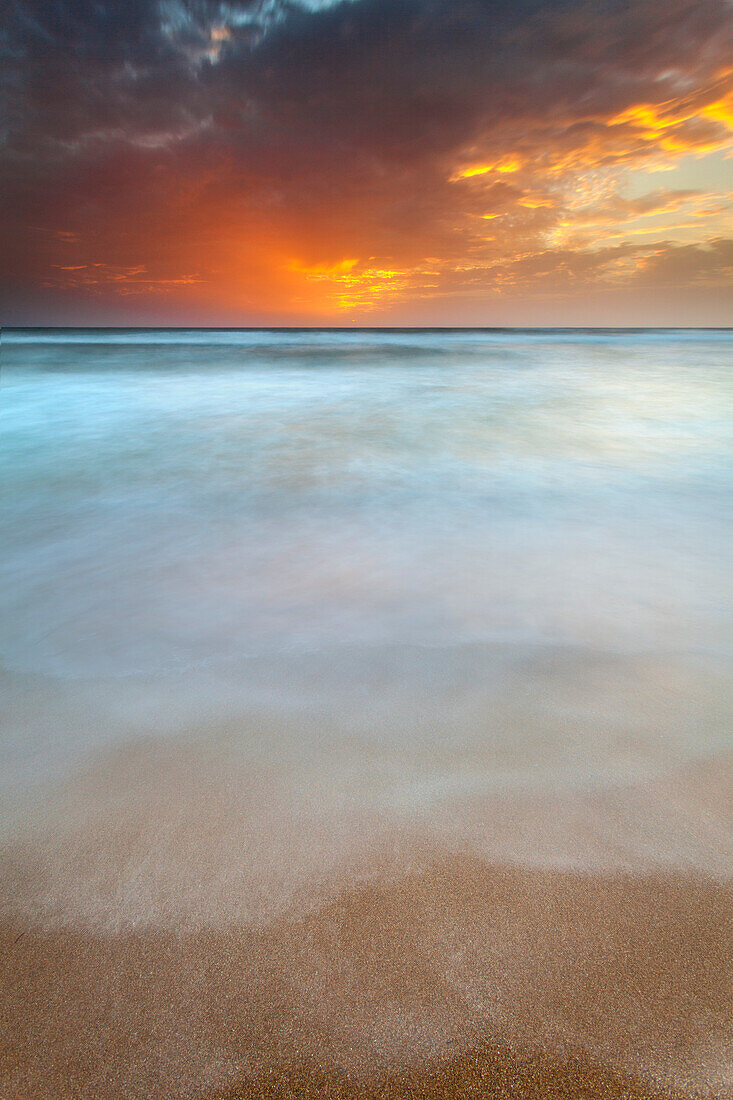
left=1, top=0, right=732, bottom=326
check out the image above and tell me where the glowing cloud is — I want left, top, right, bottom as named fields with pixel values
left=2, top=0, right=732, bottom=324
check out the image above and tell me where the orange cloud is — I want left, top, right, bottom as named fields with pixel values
left=453, top=157, right=524, bottom=180
left=4, top=0, right=733, bottom=324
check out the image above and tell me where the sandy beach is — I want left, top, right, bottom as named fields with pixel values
left=2, top=852, right=731, bottom=1099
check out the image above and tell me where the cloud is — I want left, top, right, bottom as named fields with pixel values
left=2, top=0, right=732, bottom=322
left=633, top=237, right=733, bottom=287
left=43, top=261, right=202, bottom=294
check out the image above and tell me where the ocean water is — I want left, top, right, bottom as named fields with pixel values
left=1, top=328, right=731, bottom=917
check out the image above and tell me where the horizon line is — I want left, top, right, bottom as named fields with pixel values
left=3, top=325, right=732, bottom=333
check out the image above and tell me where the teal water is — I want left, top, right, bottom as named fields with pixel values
left=1, top=328, right=731, bottom=919
left=3, top=328, right=730, bottom=673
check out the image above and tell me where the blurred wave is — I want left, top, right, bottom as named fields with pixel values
left=2, top=328, right=730, bottom=676
left=1, top=328, right=731, bottom=870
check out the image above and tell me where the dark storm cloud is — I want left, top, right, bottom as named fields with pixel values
left=2, top=0, right=732, bottom=320
left=4, top=0, right=730, bottom=168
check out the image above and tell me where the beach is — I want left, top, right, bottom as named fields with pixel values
left=2, top=834, right=731, bottom=1097
left=1, top=328, right=731, bottom=1098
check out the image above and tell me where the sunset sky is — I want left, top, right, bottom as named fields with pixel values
left=2, top=0, right=732, bottom=326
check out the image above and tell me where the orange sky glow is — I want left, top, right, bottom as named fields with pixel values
left=2, top=1, right=732, bottom=325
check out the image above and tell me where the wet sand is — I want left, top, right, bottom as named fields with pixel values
left=2, top=856, right=731, bottom=1099
left=2, top=671, right=731, bottom=1099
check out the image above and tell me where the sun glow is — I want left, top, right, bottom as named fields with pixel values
left=287, top=257, right=416, bottom=312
